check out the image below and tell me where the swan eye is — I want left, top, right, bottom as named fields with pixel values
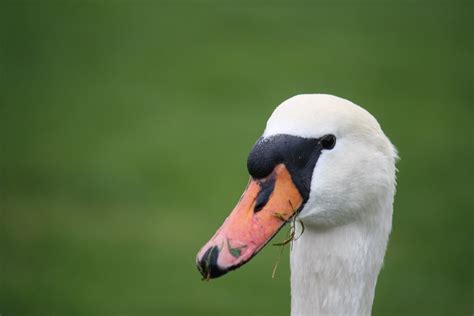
left=321, top=134, right=336, bottom=150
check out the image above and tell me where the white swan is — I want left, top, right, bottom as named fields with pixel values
left=196, top=94, right=398, bottom=316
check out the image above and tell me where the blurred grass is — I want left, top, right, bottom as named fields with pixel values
left=0, top=1, right=473, bottom=315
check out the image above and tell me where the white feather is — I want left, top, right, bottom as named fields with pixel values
left=264, top=94, right=398, bottom=316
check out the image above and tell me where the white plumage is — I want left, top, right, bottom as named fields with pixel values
left=266, top=94, right=398, bottom=316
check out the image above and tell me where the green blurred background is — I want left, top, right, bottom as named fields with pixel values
left=1, top=1, right=472, bottom=315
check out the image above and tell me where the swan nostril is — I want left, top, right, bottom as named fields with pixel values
left=254, top=174, right=276, bottom=212
left=197, top=246, right=226, bottom=279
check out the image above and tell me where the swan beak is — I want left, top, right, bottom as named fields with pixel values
left=196, top=164, right=303, bottom=279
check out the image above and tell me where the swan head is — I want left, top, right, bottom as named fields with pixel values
left=196, top=94, right=397, bottom=279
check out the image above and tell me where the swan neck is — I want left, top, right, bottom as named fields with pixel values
left=290, top=210, right=391, bottom=316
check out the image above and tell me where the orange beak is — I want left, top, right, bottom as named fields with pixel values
left=196, top=164, right=303, bottom=279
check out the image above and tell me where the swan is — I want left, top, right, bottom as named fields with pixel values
left=196, top=94, right=398, bottom=316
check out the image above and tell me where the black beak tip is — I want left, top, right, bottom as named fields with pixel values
left=196, top=246, right=228, bottom=280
